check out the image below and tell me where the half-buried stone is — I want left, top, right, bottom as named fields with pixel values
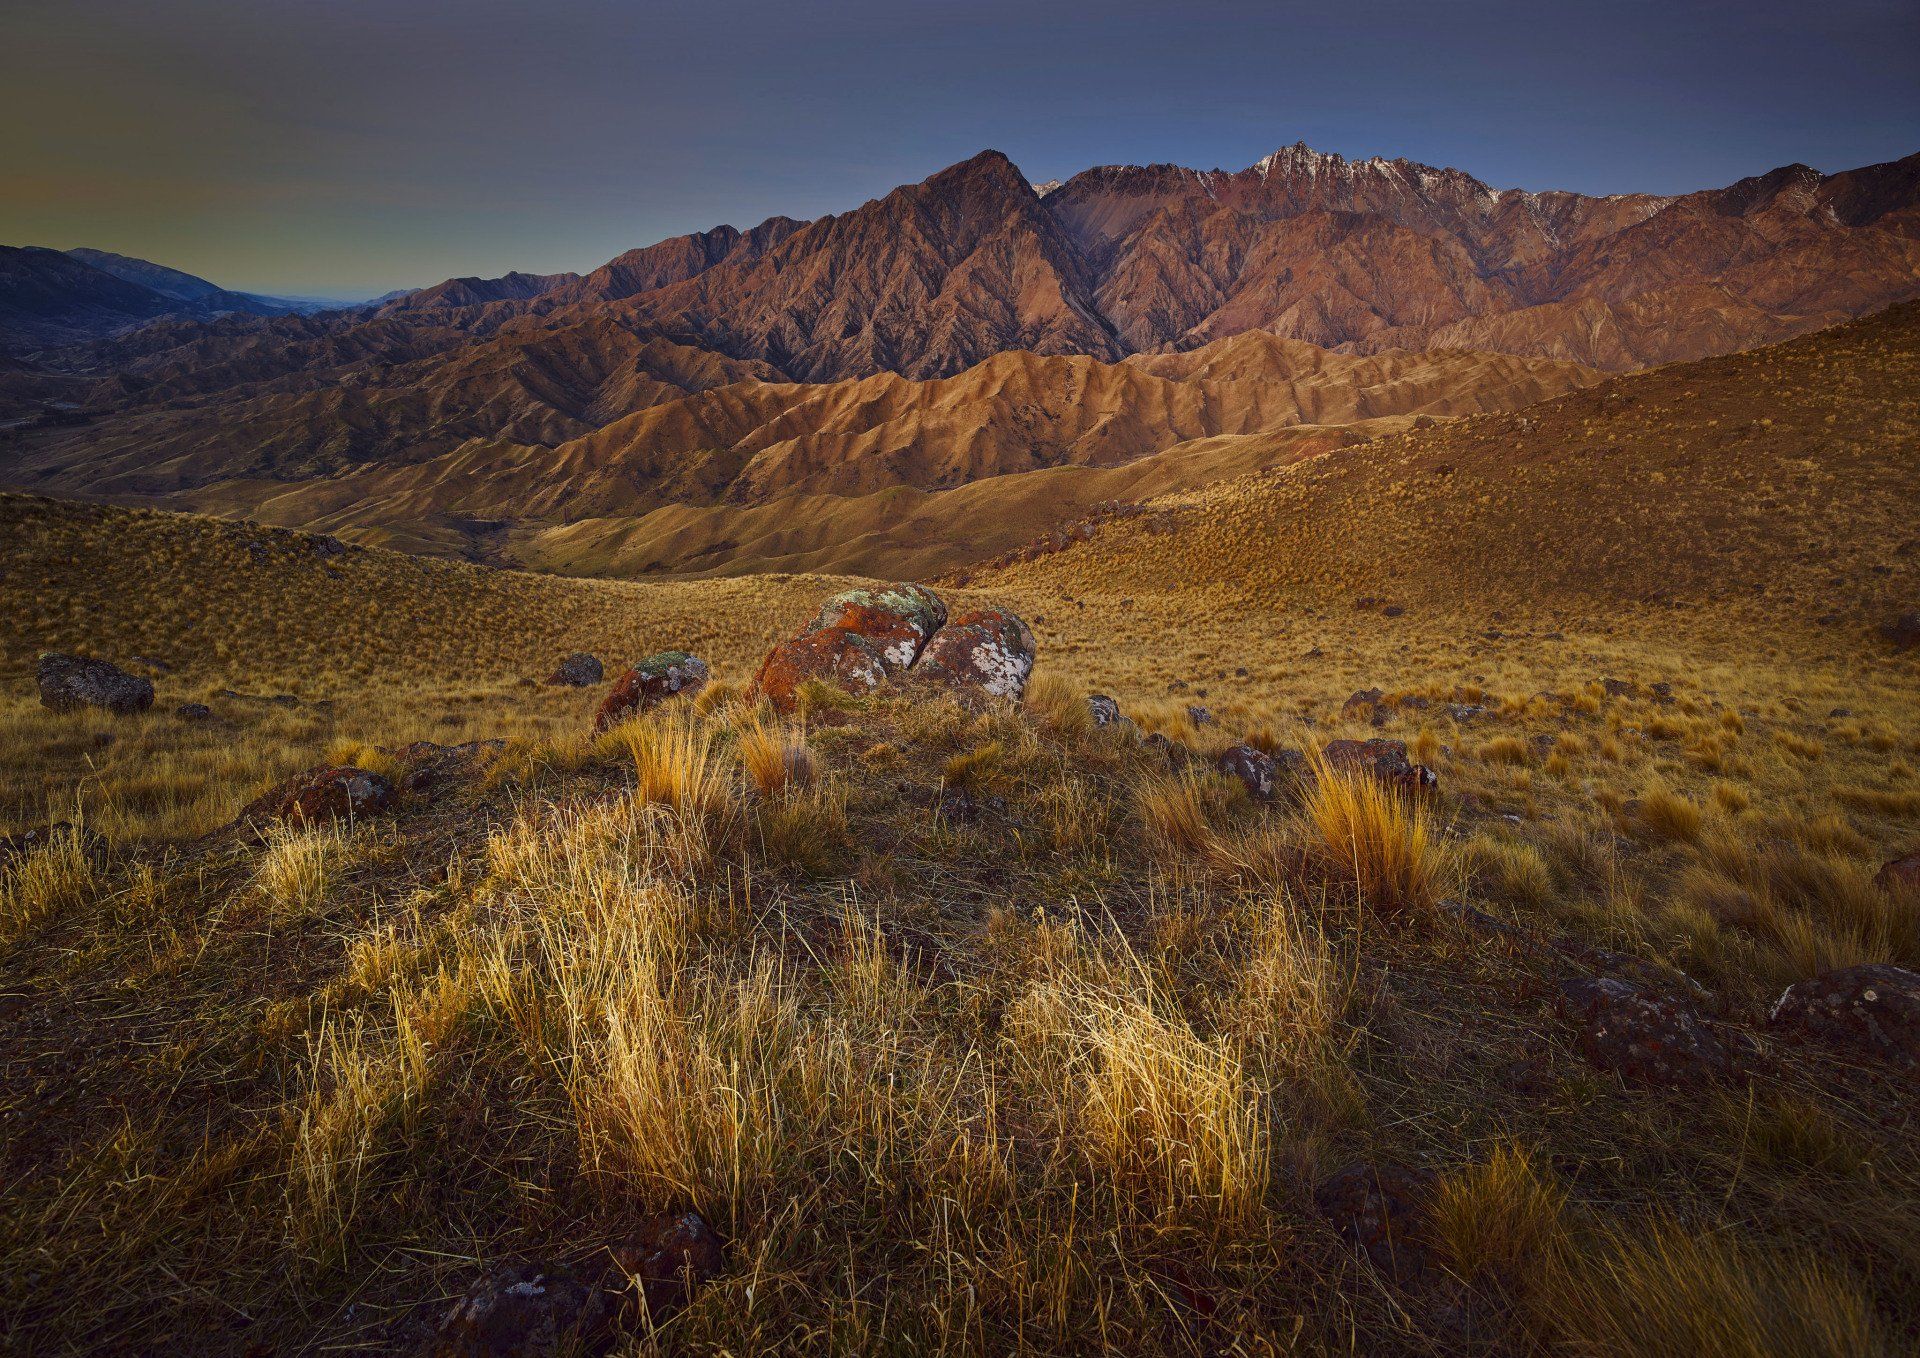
left=593, top=651, right=710, bottom=733
left=749, top=583, right=948, bottom=714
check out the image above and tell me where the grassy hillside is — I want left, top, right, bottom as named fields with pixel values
left=2, top=307, right=1918, bottom=1355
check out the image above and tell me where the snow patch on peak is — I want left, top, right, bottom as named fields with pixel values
left=1030, top=179, right=1062, bottom=199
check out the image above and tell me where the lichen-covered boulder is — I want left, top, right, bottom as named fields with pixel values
left=593, top=652, right=710, bottom=733
left=546, top=653, right=603, bottom=687
left=911, top=608, right=1036, bottom=703
left=1768, top=964, right=1920, bottom=1067
left=1321, top=738, right=1437, bottom=794
left=1218, top=744, right=1277, bottom=798
left=610, top=1210, right=726, bottom=1316
left=808, top=584, right=948, bottom=668
left=239, top=765, right=394, bottom=827
left=1558, top=975, right=1732, bottom=1085
left=427, top=1263, right=614, bottom=1358
left=1087, top=694, right=1121, bottom=727
left=36, top=653, right=154, bottom=716
left=749, top=584, right=947, bottom=714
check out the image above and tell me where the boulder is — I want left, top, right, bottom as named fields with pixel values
left=1320, top=738, right=1437, bottom=795
left=912, top=608, right=1037, bottom=702
left=1557, top=975, right=1731, bottom=1085
left=593, top=652, right=710, bottom=733
left=427, top=1263, right=614, bottom=1358
left=36, top=653, right=154, bottom=716
left=239, top=765, right=394, bottom=828
left=1874, top=851, right=1920, bottom=896
left=610, top=1210, right=726, bottom=1315
left=1881, top=612, right=1920, bottom=651
left=1087, top=694, right=1121, bottom=727
left=546, top=653, right=603, bottom=687
left=1768, top=964, right=1919, bottom=1067
left=749, top=584, right=946, bottom=714
left=1217, top=744, right=1277, bottom=798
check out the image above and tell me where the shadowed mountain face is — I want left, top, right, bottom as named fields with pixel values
left=0, top=247, right=324, bottom=352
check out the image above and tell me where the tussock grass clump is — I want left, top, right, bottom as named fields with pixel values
left=1, top=822, right=102, bottom=935
left=619, top=710, right=734, bottom=822
left=254, top=821, right=353, bottom=916
left=1636, top=784, right=1705, bottom=843
left=1135, top=770, right=1217, bottom=857
left=737, top=720, right=817, bottom=796
left=1531, top=1214, right=1892, bottom=1358
left=1428, top=1142, right=1566, bottom=1286
left=1302, top=761, right=1446, bottom=914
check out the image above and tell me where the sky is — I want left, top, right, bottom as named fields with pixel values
left=3, top=0, right=1915, bottom=300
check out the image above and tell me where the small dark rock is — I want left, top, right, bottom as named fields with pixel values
left=175, top=702, right=212, bottom=722
left=1557, top=976, right=1731, bottom=1085
left=1769, top=964, right=1920, bottom=1067
left=1315, top=1163, right=1435, bottom=1280
left=610, top=1210, right=726, bottom=1316
left=1601, top=677, right=1639, bottom=699
left=1321, top=738, right=1437, bottom=795
left=1186, top=704, right=1213, bottom=726
left=546, top=653, right=603, bottom=687
left=1217, top=744, right=1276, bottom=798
left=1876, top=851, right=1920, bottom=896
left=428, top=1263, right=614, bottom=1358
left=1881, top=612, right=1920, bottom=651
left=1086, top=694, right=1121, bottom=727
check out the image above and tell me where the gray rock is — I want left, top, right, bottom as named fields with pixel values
left=36, top=653, right=154, bottom=716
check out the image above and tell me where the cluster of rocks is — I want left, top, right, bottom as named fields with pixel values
left=746, top=583, right=1036, bottom=715
left=427, top=1210, right=725, bottom=1357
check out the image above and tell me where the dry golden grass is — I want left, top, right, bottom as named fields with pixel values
left=2, top=309, right=1918, bottom=1354
left=1303, top=755, right=1448, bottom=914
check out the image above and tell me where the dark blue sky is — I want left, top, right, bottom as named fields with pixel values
left=3, top=0, right=1914, bottom=298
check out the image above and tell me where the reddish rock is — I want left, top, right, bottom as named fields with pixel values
left=911, top=607, right=1037, bottom=703
left=428, top=1263, right=614, bottom=1358
left=1768, top=964, right=1920, bottom=1067
left=36, top=653, right=154, bottom=716
left=1874, top=851, right=1920, bottom=895
left=239, top=765, right=395, bottom=827
left=1320, top=738, right=1437, bottom=794
left=610, top=1210, right=726, bottom=1315
left=593, top=652, right=710, bottom=733
left=749, top=584, right=946, bottom=714
left=1341, top=687, right=1387, bottom=719
left=1557, top=975, right=1731, bottom=1085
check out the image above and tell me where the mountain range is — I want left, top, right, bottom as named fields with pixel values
left=2, top=140, right=1916, bottom=575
